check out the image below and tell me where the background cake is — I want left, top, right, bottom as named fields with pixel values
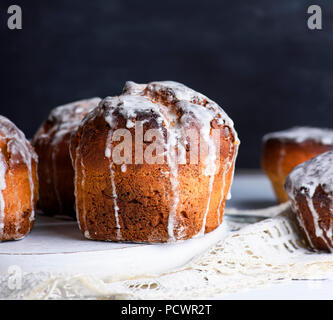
left=262, top=127, right=333, bottom=203
left=32, top=98, right=101, bottom=217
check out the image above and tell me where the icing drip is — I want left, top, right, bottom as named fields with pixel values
left=166, top=129, right=180, bottom=241
left=73, top=145, right=81, bottom=227
left=199, top=175, right=215, bottom=236
left=51, top=143, right=63, bottom=213
left=263, top=127, right=333, bottom=145
left=80, top=156, right=89, bottom=238
left=306, top=197, right=332, bottom=250
left=72, top=141, right=90, bottom=239
left=110, top=164, right=121, bottom=240
left=226, top=136, right=239, bottom=200
left=13, top=171, right=21, bottom=233
left=217, top=170, right=227, bottom=224
left=217, top=143, right=235, bottom=224
left=290, top=199, right=316, bottom=249
left=0, top=153, right=7, bottom=236
left=26, top=156, right=35, bottom=222
left=198, top=119, right=218, bottom=236
left=105, top=129, right=122, bottom=240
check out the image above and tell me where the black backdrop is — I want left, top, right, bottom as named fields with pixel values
left=0, top=0, right=332, bottom=168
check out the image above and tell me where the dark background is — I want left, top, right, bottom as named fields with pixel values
left=0, top=0, right=332, bottom=168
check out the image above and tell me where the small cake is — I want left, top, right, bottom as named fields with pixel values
left=0, top=116, right=38, bottom=241
left=262, top=127, right=333, bottom=203
left=70, top=81, right=240, bottom=242
left=32, top=98, right=101, bottom=217
left=285, top=151, right=333, bottom=252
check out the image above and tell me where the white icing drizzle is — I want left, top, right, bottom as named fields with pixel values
left=73, top=145, right=81, bottom=226
left=105, top=128, right=122, bottom=240
left=166, top=129, right=180, bottom=241
left=290, top=200, right=315, bottom=249
left=26, top=156, right=35, bottom=223
left=0, top=153, right=7, bottom=236
left=198, top=117, right=218, bottom=236
left=263, top=127, right=333, bottom=145
left=72, top=141, right=90, bottom=239
left=306, top=197, right=332, bottom=249
left=0, top=115, right=38, bottom=239
left=98, top=81, right=239, bottom=241
left=199, top=175, right=215, bottom=236
left=80, top=156, right=89, bottom=237
left=286, top=151, right=333, bottom=251
left=12, top=171, right=21, bottom=233
left=217, top=142, right=235, bottom=225
left=110, top=164, right=121, bottom=240
left=51, top=143, right=63, bottom=213
left=217, top=170, right=227, bottom=224
left=226, top=136, right=239, bottom=200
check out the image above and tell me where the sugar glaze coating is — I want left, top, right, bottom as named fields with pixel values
left=263, top=127, right=333, bottom=145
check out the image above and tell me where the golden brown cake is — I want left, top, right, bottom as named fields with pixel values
left=32, top=98, right=101, bottom=217
left=0, top=115, right=38, bottom=241
left=285, top=151, right=333, bottom=252
left=70, top=81, right=240, bottom=243
left=262, top=127, right=333, bottom=203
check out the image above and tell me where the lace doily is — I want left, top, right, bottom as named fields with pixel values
left=1, top=203, right=333, bottom=300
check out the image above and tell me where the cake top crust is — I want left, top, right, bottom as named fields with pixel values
left=263, top=127, right=333, bottom=145
left=0, top=115, right=38, bottom=166
left=49, top=97, right=101, bottom=124
left=285, top=150, right=333, bottom=198
left=100, top=80, right=238, bottom=141
left=34, top=97, right=101, bottom=146
left=86, top=81, right=240, bottom=179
